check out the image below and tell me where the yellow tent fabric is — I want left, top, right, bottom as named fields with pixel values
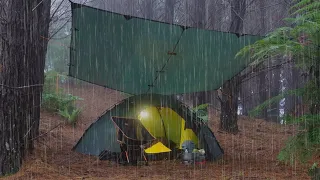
left=179, top=119, right=199, bottom=149
left=138, top=107, right=165, bottom=138
left=144, top=142, right=171, bottom=154
left=138, top=106, right=199, bottom=151
left=158, top=107, right=182, bottom=145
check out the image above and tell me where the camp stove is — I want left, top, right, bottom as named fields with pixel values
left=181, top=141, right=206, bottom=165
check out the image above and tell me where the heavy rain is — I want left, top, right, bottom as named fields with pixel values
left=0, top=0, right=319, bottom=179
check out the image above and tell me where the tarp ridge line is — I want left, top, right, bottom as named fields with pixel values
left=146, top=29, right=185, bottom=93
left=70, top=0, right=261, bottom=37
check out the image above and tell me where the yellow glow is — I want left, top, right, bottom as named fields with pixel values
left=140, top=110, right=149, bottom=118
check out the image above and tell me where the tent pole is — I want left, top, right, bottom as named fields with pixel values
left=156, top=107, right=168, bottom=145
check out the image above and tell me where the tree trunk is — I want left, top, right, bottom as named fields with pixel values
left=164, top=0, right=175, bottom=23
left=310, top=60, right=320, bottom=114
left=143, top=0, right=154, bottom=19
left=194, top=0, right=206, bottom=28
left=0, top=0, right=51, bottom=176
left=219, top=77, right=240, bottom=133
left=219, top=0, right=246, bottom=133
left=258, top=0, right=268, bottom=119
left=229, top=0, right=246, bottom=35
left=267, top=59, right=281, bottom=122
left=259, top=63, right=268, bottom=119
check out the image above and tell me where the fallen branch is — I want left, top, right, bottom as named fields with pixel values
left=31, top=123, right=62, bottom=141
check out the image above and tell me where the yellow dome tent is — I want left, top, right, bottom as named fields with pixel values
left=73, top=94, right=224, bottom=163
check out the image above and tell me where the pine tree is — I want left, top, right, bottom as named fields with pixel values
left=237, top=0, right=320, bottom=164
left=0, top=0, right=51, bottom=175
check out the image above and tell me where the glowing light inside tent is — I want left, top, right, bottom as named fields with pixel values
left=140, top=110, right=149, bottom=118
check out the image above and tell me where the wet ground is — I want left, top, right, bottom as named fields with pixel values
left=6, top=83, right=315, bottom=179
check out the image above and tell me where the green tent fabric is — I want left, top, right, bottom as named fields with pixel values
left=73, top=94, right=224, bottom=161
left=74, top=114, right=121, bottom=156
left=69, top=2, right=261, bottom=95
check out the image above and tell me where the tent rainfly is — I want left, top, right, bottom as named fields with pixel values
left=69, top=2, right=261, bottom=95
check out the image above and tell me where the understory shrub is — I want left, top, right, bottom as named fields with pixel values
left=309, top=163, right=320, bottom=180
left=41, top=70, right=83, bottom=125
left=277, top=114, right=320, bottom=164
left=58, top=104, right=82, bottom=126
left=192, top=103, right=209, bottom=123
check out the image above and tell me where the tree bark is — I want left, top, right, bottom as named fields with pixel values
left=219, top=0, right=246, bottom=133
left=258, top=0, right=268, bottom=119
left=143, top=0, right=154, bottom=19
left=219, top=77, right=240, bottom=133
left=194, top=0, right=206, bottom=28
left=0, top=0, right=51, bottom=176
left=164, top=0, right=175, bottom=23
left=229, top=0, right=246, bottom=35
left=259, top=63, right=268, bottom=119
left=267, top=59, right=281, bottom=122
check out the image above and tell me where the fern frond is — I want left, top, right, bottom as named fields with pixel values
left=292, top=2, right=320, bottom=16
left=290, top=0, right=313, bottom=12
left=300, top=11, right=320, bottom=21
left=293, top=21, right=320, bottom=35
left=249, top=89, right=305, bottom=117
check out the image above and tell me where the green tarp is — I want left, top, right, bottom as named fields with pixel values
left=69, top=2, right=260, bottom=95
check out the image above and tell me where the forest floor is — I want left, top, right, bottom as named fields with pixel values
left=6, top=82, right=318, bottom=180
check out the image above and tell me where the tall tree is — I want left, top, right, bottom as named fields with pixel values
left=164, top=0, right=175, bottom=23
left=219, top=76, right=241, bottom=133
left=0, top=0, right=51, bottom=175
left=219, top=0, right=246, bottom=133
left=258, top=0, right=268, bottom=119
left=229, top=0, right=246, bottom=35
left=139, top=0, right=154, bottom=19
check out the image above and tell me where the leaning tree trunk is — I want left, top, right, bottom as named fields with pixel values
left=0, top=0, right=51, bottom=175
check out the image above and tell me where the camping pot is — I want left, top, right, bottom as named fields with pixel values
left=182, top=152, right=193, bottom=164
left=181, top=140, right=195, bottom=153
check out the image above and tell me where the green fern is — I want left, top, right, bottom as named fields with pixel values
left=248, top=88, right=304, bottom=117
left=237, top=0, right=320, bottom=165
left=278, top=114, right=320, bottom=164
left=236, top=0, right=320, bottom=69
left=308, top=162, right=319, bottom=179
left=192, top=103, right=209, bottom=123
left=291, top=1, right=320, bottom=16
left=58, top=105, right=82, bottom=126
